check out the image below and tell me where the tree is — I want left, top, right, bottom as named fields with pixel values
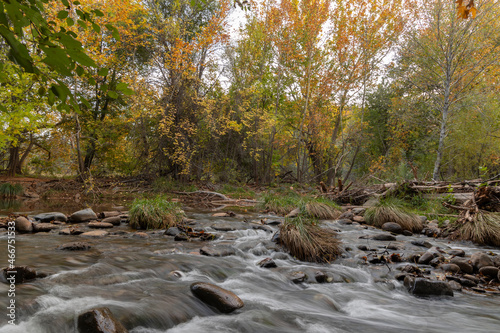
left=397, top=0, right=500, bottom=180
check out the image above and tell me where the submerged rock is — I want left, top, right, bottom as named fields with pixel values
left=15, top=216, right=32, bottom=233
left=258, top=258, right=277, bottom=268
left=33, top=223, right=60, bottom=232
left=88, top=222, right=114, bottom=229
left=56, top=242, right=92, bottom=251
left=77, top=307, right=128, bottom=333
left=290, top=271, right=307, bottom=284
left=33, top=212, right=68, bottom=223
left=164, top=227, right=182, bottom=236
left=70, top=208, right=98, bottom=223
left=1, top=265, right=39, bottom=284
left=200, top=245, right=235, bottom=257
left=404, top=276, right=453, bottom=297
left=190, top=282, right=244, bottom=313
left=381, top=222, right=403, bottom=234
left=81, top=230, right=109, bottom=238
left=370, top=233, right=397, bottom=241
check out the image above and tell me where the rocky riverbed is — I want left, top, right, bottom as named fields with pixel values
left=1, top=205, right=500, bottom=332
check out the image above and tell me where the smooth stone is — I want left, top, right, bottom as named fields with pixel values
left=33, top=212, right=67, bottom=223
left=88, top=222, right=114, bottom=229
left=132, top=232, right=149, bottom=239
left=81, top=230, right=109, bottom=238
left=448, top=249, right=465, bottom=257
left=339, top=211, right=354, bottom=219
left=174, top=233, right=189, bottom=241
left=381, top=222, right=403, bottom=234
left=101, top=216, right=121, bottom=226
left=429, top=256, right=444, bottom=267
left=418, top=252, right=436, bottom=265
left=402, top=230, right=413, bottom=236
left=77, top=307, right=128, bottom=333
left=352, top=208, right=366, bottom=215
left=479, top=266, right=499, bottom=279
left=164, top=227, right=182, bottom=236
left=265, top=220, right=282, bottom=226
left=98, top=211, right=121, bottom=219
left=404, top=276, right=453, bottom=297
left=190, top=282, right=244, bottom=313
left=200, top=245, right=235, bottom=257
left=439, top=263, right=460, bottom=273
left=337, top=219, right=353, bottom=225
left=33, top=223, right=60, bottom=232
left=418, top=216, right=428, bottom=224
left=258, top=258, right=277, bottom=268
left=459, top=278, right=477, bottom=288
left=57, top=242, right=92, bottom=251
left=450, top=258, right=473, bottom=274
left=271, top=231, right=281, bottom=243
left=471, top=253, right=494, bottom=271
left=290, top=271, right=307, bottom=284
left=70, top=208, right=98, bottom=223
left=411, top=240, right=433, bottom=248
left=448, top=280, right=462, bottom=291
left=463, top=274, right=480, bottom=284
left=315, top=271, right=329, bottom=283
left=1, top=265, right=38, bottom=284
left=352, top=216, right=365, bottom=223
left=15, top=216, right=33, bottom=233
left=371, top=233, right=397, bottom=241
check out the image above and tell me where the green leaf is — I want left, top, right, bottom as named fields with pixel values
left=93, top=9, right=104, bottom=17
left=76, top=65, right=84, bottom=76
left=97, top=68, right=109, bottom=76
left=66, top=49, right=96, bottom=67
left=38, top=86, right=46, bottom=96
left=92, top=23, right=101, bottom=33
left=77, top=20, right=87, bottom=29
left=105, top=24, right=120, bottom=40
left=57, top=10, right=69, bottom=19
left=61, top=0, right=70, bottom=7
left=59, top=33, right=83, bottom=50
left=107, top=91, right=119, bottom=99
left=66, top=17, right=74, bottom=26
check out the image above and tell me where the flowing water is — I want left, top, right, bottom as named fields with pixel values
left=0, top=202, right=499, bottom=333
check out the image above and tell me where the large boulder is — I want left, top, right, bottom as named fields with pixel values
left=404, top=276, right=453, bottom=297
left=190, top=282, right=244, bottom=313
left=77, top=307, right=128, bottom=333
left=70, top=208, right=98, bottom=223
left=15, top=216, right=32, bottom=233
left=33, top=212, right=67, bottom=223
left=470, top=252, right=493, bottom=271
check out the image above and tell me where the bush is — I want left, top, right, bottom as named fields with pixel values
left=0, top=182, right=23, bottom=197
left=279, top=214, right=342, bottom=263
left=449, top=211, right=500, bottom=246
left=129, top=195, right=185, bottom=230
left=364, top=197, right=423, bottom=232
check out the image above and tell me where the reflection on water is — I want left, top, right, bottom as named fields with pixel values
left=0, top=199, right=22, bottom=211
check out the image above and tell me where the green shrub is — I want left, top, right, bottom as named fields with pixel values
left=261, top=191, right=303, bottom=215
left=129, top=195, right=185, bottom=230
left=0, top=183, right=23, bottom=197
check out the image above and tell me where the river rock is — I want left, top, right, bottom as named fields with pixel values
left=285, top=208, right=301, bottom=218
left=164, top=227, right=181, bottom=236
left=370, top=233, right=397, bottom=241
left=352, top=207, right=366, bottom=215
left=402, top=230, right=413, bottom=236
left=77, top=307, right=128, bottom=333
left=2, top=265, right=38, bottom=284
left=418, top=252, right=436, bottom=265
left=381, top=222, right=403, bottom=234
left=463, top=274, right=480, bottom=284
left=337, top=219, right=353, bottom=225
left=33, top=223, right=60, bottom=232
left=479, top=266, right=499, bottom=279
left=59, top=228, right=84, bottom=236
left=88, top=222, right=114, bottom=229
left=448, top=249, right=465, bottom=257
left=33, top=212, right=68, bottom=223
left=450, top=258, right=473, bottom=274
left=190, top=282, right=244, bottom=313
left=15, top=216, right=32, bottom=233
left=290, top=271, right=307, bottom=283
left=470, top=252, right=493, bottom=270
left=404, top=276, right=453, bottom=297
left=70, top=208, right=98, bottom=223
left=81, top=230, right=109, bottom=238
left=459, top=278, right=477, bottom=288
left=57, top=242, right=91, bottom=251
left=339, top=211, right=354, bottom=220
left=98, top=211, right=121, bottom=219
left=448, top=280, right=462, bottom=291
left=271, top=230, right=281, bottom=243
left=258, top=258, right=277, bottom=268
left=132, top=232, right=149, bottom=239
left=200, top=245, right=235, bottom=257
left=314, top=271, right=330, bottom=283
left=211, top=222, right=242, bottom=231
left=429, top=256, right=444, bottom=267
left=439, top=263, right=460, bottom=273
left=352, top=216, right=365, bottom=223
left=411, top=240, right=433, bottom=248
left=174, top=233, right=189, bottom=241
left=101, top=216, right=121, bottom=226
left=498, top=270, right=500, bottom=282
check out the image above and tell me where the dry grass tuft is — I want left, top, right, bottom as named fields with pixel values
left=279, top=215, right=342, bottom=263
left=364, top=197, right=423, bottom=232
left=305, top=199, right=341, bottom=220
left=450, top=211, right=500, bottom=246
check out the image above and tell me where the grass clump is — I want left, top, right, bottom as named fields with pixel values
left=304, top=197, right=341, bottom=220
left=261, top=190, right=303, bottom=215
left=0, top=182, right=23, bottom=197
left=364, top=197, right=423, bottom=232
left=279, top=214, right=342, bottom=263
left=220, top=184, right=256, bottom=199
left=449, top=211, right=500, bottom=246
left=129, top=195, right=185, bottom=230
